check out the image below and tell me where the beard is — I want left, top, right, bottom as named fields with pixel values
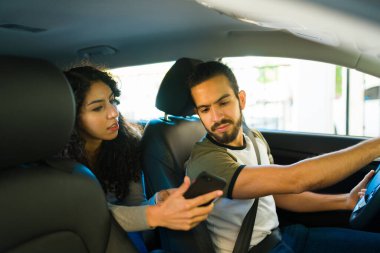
left=207, top=111, right=243, bottom=145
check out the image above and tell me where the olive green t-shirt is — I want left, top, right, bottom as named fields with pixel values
left=186, top=134, right=279, bottom=253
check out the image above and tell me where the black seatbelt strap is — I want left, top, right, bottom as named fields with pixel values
left=232, top=122, right=262, bottom=253
left=232, top=197, right=259, bottom=253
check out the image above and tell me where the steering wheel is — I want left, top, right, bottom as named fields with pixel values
left=350, top=165, right=380, bottom=229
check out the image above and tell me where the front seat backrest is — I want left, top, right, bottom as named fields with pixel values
left=141, top=58, right=216, bottom=253
left=0, top=56, right=138, bottom=253
left=142, top=58, right=205, bottom=194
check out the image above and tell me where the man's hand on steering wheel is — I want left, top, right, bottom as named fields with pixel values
left=346, top=170, right=375, bottom=210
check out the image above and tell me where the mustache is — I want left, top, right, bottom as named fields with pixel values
left=211, top=119, right=233, bottom=131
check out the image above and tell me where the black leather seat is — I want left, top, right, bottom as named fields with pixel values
left=141, top=58, right=216, bottom=253
left=0, top=56, right=139, bottom=253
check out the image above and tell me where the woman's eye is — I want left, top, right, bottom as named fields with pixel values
left=92, top=106, right=103, bottom=112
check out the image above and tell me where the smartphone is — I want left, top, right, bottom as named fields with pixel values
left=184, top=171, right=227, bottom=206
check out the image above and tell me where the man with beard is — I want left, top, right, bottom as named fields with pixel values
left=186, top=61, right=380, bottom=253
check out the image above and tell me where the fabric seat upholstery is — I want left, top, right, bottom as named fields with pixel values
left=0, top=56, right=139, bottom=253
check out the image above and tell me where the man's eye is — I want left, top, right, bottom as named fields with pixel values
left=220, top=101, right=229, bottom=106
left=199, top=108, right=209, bottom=113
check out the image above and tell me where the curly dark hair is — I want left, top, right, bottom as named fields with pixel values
left=61, top=66, right=142, bottom=201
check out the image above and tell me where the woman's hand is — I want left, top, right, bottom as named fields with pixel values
left=346, top=170, right=375, bottom=210
left=146, top=176, right=223, bottom=230
left=156, top=188, right=176, bottom=204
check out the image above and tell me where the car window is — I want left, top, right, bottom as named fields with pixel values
left=221, top=56, right=380, bottom=137
left=110, top=61, right=174, bottom=124
left=111, top=57, right=380, bottom=137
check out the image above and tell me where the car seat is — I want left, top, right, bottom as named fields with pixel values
left=0, top=56, right=139, bottom=253
left=141, top=58, right=216, bottom=253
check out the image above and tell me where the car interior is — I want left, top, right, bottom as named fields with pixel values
left=1, top=0, right=380, bottom=252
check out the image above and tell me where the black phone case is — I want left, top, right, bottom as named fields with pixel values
left=184, top=171, right=226, bottom=203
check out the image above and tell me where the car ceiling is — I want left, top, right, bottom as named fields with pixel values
left=1, top=0, right=380, bottom=77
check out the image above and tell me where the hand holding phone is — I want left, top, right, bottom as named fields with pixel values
left=184, top=171, right=226, bottom=206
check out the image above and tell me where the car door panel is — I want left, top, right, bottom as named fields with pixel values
left=260, top=130, right=380, bottom=230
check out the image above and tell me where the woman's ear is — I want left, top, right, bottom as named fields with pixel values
left=238, top=90, right=246, bottom=110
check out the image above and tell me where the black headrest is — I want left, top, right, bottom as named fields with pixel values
left=155, top=57, right=203, bottom=116
left=0, top=56, right=75, bottom=169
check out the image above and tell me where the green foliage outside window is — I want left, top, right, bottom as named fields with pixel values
left=257, top=65, right=278, bottom=84
left=336, top=66, right=342, bottom=98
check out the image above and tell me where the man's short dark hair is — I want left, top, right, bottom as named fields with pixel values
left=188, top=61, right=239, bottom=97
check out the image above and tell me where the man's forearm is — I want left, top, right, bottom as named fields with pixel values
left=233, top=137, right=380, bottom=199
left=293, top=137, right=380, bottom=192
left=274, top=192, right=350, bottom=212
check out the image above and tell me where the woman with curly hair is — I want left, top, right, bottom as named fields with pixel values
left=61, top=66, right=221, bottom=233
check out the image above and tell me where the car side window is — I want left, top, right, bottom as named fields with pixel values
left=111, top=61, right=174, bottom=124
left=221, top=56, right=380, bottom=137
left=111, top=57, right=380, bottom=138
